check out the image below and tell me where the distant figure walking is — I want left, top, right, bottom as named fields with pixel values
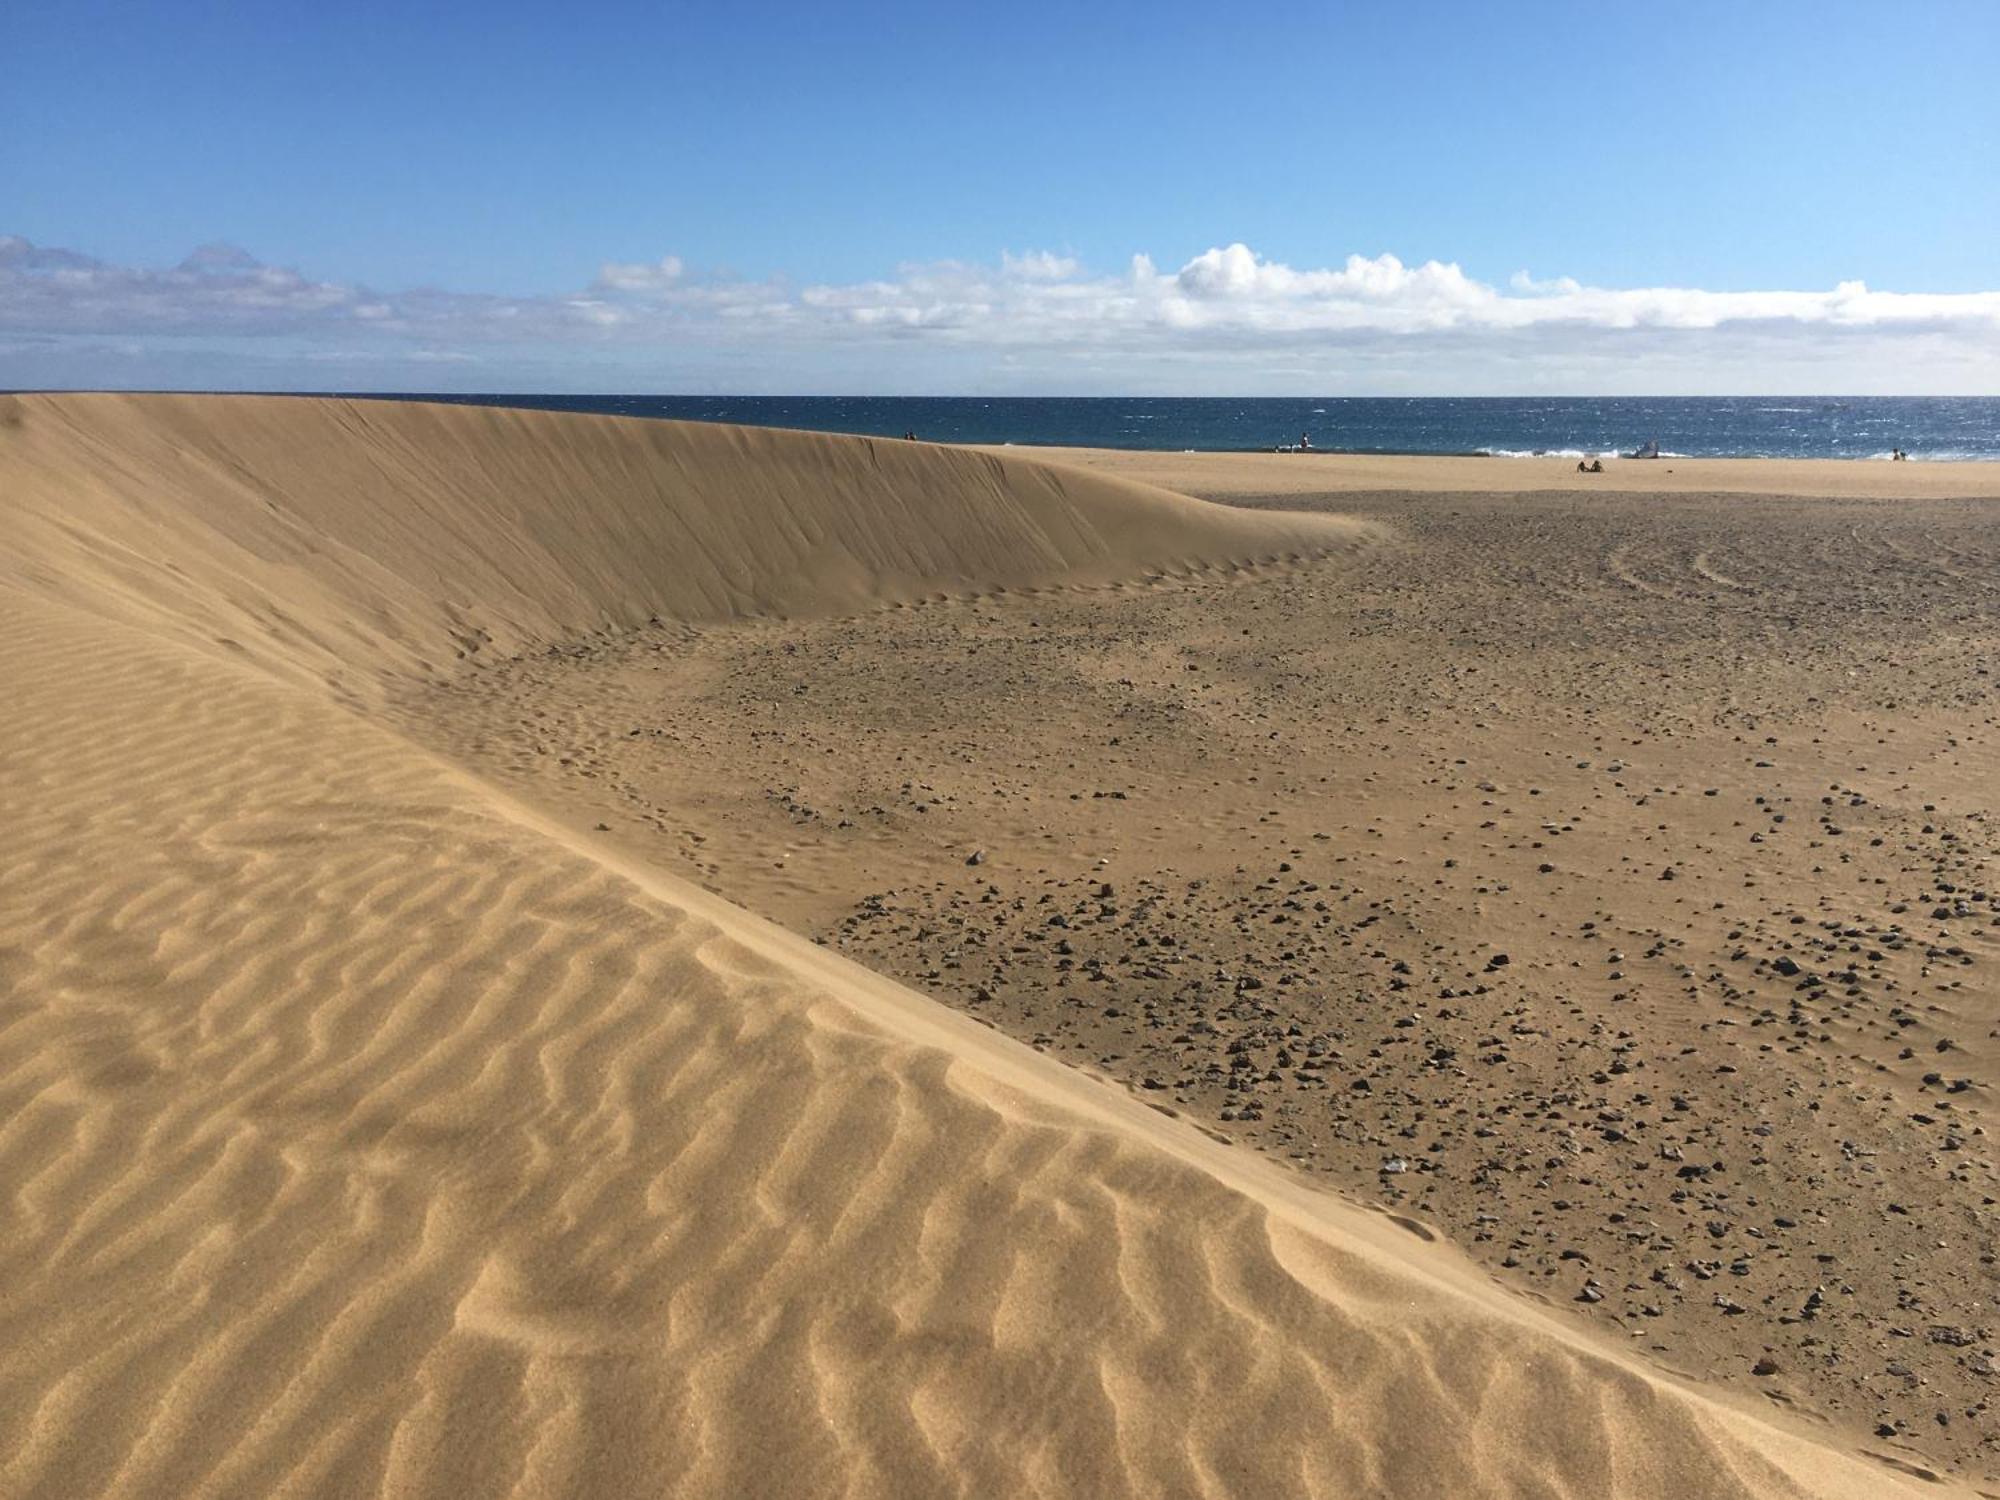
left=1892, top=446, right=1907, bottom=461
left=1300, top=431, right=1312, bottom=451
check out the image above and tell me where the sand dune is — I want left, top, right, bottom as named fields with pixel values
left=0, top=393, right=1368, bottom=699
left=0, top=396, right=1971, bottom=1497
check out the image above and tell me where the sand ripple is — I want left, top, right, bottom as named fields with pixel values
left=0, top=398, right=1961, bottom=1497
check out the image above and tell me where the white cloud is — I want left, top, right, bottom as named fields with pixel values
left=3, top=234, right=1997, bottom=393
left=1000, top=249, right=1081, bottom=281
left=593, top=255, right=683, bottom=292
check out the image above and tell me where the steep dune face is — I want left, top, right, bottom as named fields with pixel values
left=0, top=393, right=1368, bottom=697
left=0, top=397, right=1959, bottom=1498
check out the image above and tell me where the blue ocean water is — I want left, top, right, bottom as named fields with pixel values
left=341, top=394, right=2000, bottom=461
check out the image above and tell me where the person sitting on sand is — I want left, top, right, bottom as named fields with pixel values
left=1587, top=458, right=1604, bottom=473
left=1577, top=460, right=1589, bottom=473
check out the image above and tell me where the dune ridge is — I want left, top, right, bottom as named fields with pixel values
left=0, top=395, right=1967, bottom=1497
left=0, top=393, right=1371, bottom=698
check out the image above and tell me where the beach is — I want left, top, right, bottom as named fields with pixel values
left=2, top=394, right=1993, bottom=1497
left=990, top=445, right=2000, bottom=498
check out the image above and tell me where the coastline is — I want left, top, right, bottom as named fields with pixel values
left=20, top=389, right=1992, bottom=467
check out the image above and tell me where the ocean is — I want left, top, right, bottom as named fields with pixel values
left=334, top=394, right=2000, bottom=461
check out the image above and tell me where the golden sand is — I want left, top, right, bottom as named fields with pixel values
left=0, top=395, right=1983, bottom=1497
left=991, top=443, right=2000, bottom=499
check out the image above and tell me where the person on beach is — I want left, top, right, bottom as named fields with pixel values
left=1300, top=432, right=1312, bottom=451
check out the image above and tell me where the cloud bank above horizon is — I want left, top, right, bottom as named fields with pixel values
left=5, top=234, right=1998, bottom=394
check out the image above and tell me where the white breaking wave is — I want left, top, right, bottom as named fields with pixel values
left=1479, top=447, right=1628, bottom=460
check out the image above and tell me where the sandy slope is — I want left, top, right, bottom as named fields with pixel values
left=0, top=393, right=1366, bottom=699
left=0, top=395, right=1971, bottom=1498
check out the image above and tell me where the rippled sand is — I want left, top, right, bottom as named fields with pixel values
left=0, top=395, right=1970, bottom=1498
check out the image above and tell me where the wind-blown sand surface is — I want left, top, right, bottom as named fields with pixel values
left=0, top=395, right=1987, bottom=1498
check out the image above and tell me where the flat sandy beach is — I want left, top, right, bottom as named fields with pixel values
left=2, top=394, right=1993, bottom=1498
left=987, top=444, right=2000, bottom=498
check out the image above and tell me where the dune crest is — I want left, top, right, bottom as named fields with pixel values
left=0, top=397, right=1963, bottom=1497
left=0, top=393, right=1371, bottom=696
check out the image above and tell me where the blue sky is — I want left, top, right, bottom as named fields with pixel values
left=4, top=0, right=1997, bottom=392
